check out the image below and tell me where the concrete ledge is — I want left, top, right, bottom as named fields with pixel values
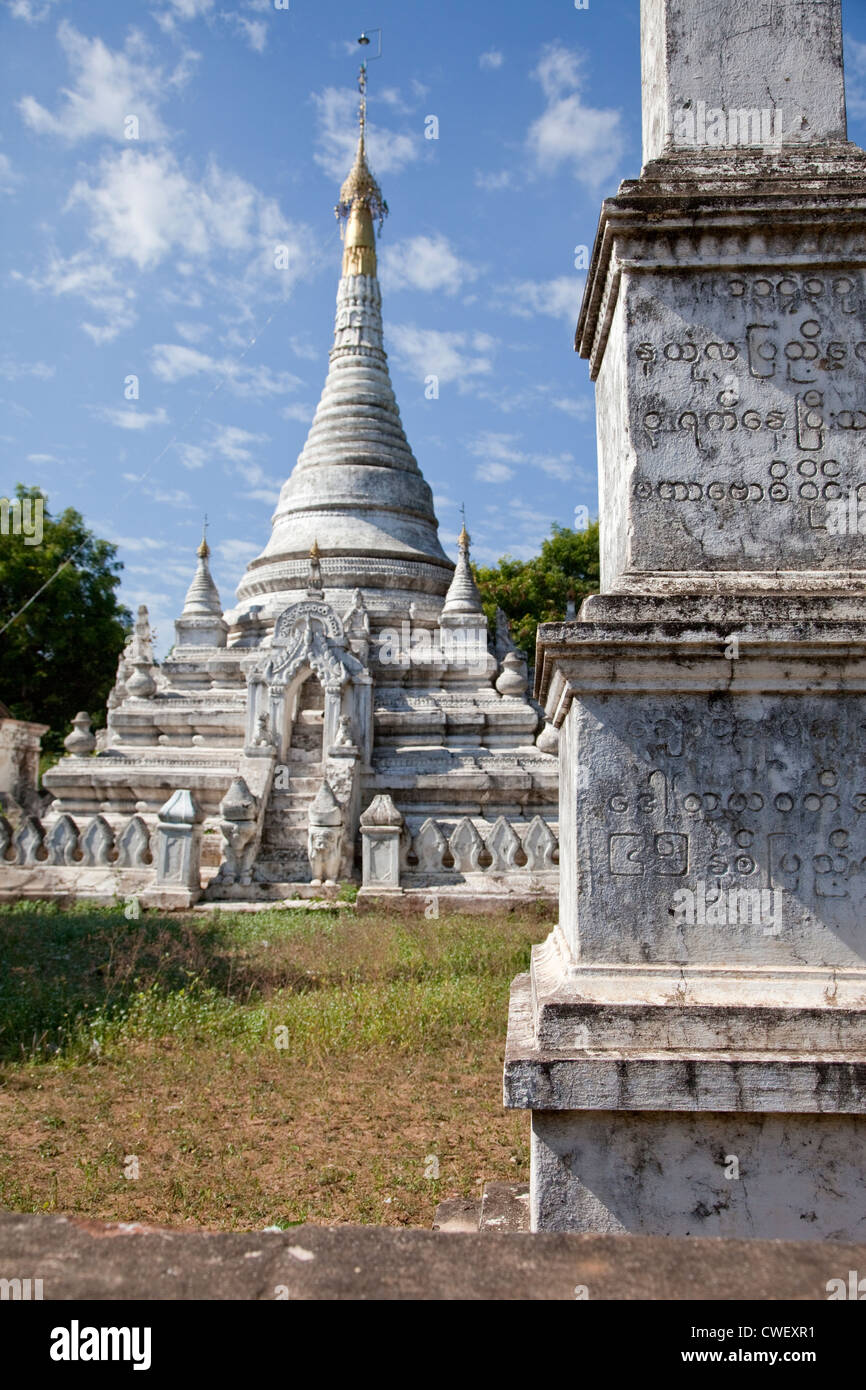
left=0, top=1212, right=863, bottom=1300
left=357, top=889, right=556, bottom=917
left=505, top=974, right=866, bottom=1113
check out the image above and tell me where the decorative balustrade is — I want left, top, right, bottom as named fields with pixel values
left=0, top=812, right=153, bottom=868
left=407, top=814, right=558, bottom=876
left=360, top=799, right=559, bottom=891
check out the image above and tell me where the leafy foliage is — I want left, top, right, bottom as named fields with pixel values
left=473, top=522, right=600, bottom=659
left=0, top=485, right=131, bottom=755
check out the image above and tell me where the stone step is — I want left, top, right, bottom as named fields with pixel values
left=253, top=861, right=312, bottom=884
left=264, top=815, right=309, bottom=832
left=261, top=820, right=309, bottom=838
left=260, top=829, right=309, bottom=849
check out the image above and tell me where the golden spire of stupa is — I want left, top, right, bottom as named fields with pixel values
left=335, top=35, right=388, bottom=278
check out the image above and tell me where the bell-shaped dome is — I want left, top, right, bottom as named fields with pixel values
left=236, top=113, right=452, bottom=610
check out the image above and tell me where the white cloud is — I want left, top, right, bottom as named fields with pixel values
left=165, top=0, right=213, bottom=14
left=468, top=430, right=576, bottom=483
left=176, top=443, right=207, bottom=470
left=154, top=1, right=269, bottom=52
left=150, top=342, right=303, bottom=397
left=217, top=537, right=260, bottom=567
left=27, top=452, right=59, bottom=463
left=479, top=51, right=504, bottom=70
left=476, top=460, right=514, bottom=483
left=289, top=337, right=318, bottom=362
left=174, top=321, right=210, bottom=344
left=68, top=149, right=295, bottom=270
left=6, top=0, right=61, bottom=22
left=387, top=325, right=495, bottom=385
left=550, top=395, right=594, bottom=420
left=122, top=474, right=195, bottom=508
left=149, top=486, right=194, bottom=507
left=210, top=423, right=268, bottom=462
left=527, top=42, right=626, bottom=188
left=103, top=533, right=169, bottom=553
left=18, top=22, right=195, bottom=144
left=226, top=12, right=267, bottom=53
left=281, top=403, right=314, bottom=423
left=501, top=275, right=584, bottom=323
left=12, top=250, right=136, bottom=343
left=380, top=235, right=477, bottom=295
left=0, top=153, right=18, bottom=195
left=234, top=457, right=281, bottom=504
left=62, top=146, right=317, bottom=325
left=97, top=405, right=169, bottom=430
left=474, top=170, right=515, bottom=192
left=0, top=357, right=55, bottom=380
left=174, top=422, right=271, bottom=475
left=312, top=86, right=418, bottom=181
left=155, top=0, right=214, bottom=23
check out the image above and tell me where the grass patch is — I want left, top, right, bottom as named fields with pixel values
left=0, top=901, right=548, bottom=1228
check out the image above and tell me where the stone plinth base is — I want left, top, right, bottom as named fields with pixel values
left=530, top=1110, right=866, bottom=1241
left=505, top=948, right=866, bottom=1240
left=205, top=880, right=342, bottom=901
left=139, top=886, right=202, bottom=911
left=357, top=887, right=557, bottom=917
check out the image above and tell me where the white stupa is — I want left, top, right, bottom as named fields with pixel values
left=37, top=65, right=558, bottom=904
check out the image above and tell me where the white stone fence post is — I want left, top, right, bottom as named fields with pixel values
left=360, top=794, right=404, bottom=890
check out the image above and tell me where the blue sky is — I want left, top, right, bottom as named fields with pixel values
left=3, top=0, right=866, bottom=654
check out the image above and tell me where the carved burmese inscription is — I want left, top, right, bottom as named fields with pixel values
left=575, top=695, right=866, bottom=966
left=627, top=271, right=866, bottom=571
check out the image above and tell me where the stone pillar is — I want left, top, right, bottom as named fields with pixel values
left=0, top=716, right=48, bottom=815
left=505, top=0, right=866, bottom=1239
left=143, top=789, right=203, bottom=909
left=360, top=794, right=403, bottom=892
left=641, top=0, right=846, bottom=166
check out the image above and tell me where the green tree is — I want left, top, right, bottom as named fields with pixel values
left=0, top=484, right=131, bottom=755
left=474, top=521, right=600, bottom=661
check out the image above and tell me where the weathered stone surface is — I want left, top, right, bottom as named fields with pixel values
left=3, top=1210, right=865, bottom=1300
left=63, top=712, right=95, bottom=757
left=642, top=0, right=847, bottom=165
left=479, top=1182, right=531, bottom=1234
left=14, top=816, right=45, bottom=866
left=360, top=793, right=402, bottom=889
left=530, top=1107, right=866, bottom=1240
left=0, top=713, right=47, bottom=815
left=153, top=789, right=202, bottom=894
left=506, top=0, right=866, bottom=1238
left=115, top=815, right=150, bottom=868
left=540, top=637, right=866, bottom=968
left=45, top=814, right=79, bottom=867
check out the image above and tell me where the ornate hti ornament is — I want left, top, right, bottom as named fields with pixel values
left=334, top=58, right=388, bottom=277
